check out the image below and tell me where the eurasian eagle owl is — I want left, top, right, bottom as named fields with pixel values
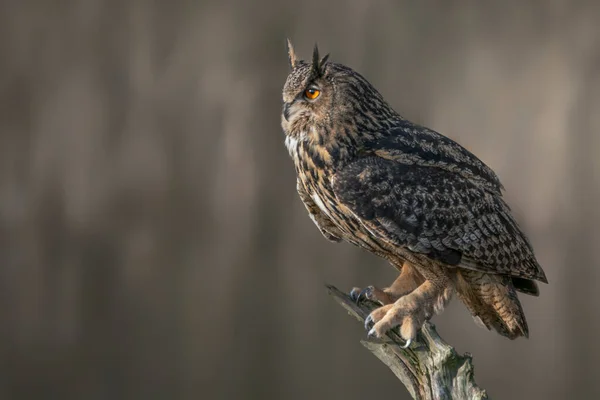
left=281, top=40, right=547, bottom=347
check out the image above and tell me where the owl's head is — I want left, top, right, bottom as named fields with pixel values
left=281, top=40, right=393, bottom=141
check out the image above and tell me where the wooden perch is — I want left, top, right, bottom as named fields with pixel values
left=326, top=284, right=488, bottom=400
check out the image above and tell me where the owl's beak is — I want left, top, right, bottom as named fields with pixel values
left=283, top=102, right=291, bottom=121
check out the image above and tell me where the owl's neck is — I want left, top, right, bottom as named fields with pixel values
left=285, top=126, right=360, bottom=174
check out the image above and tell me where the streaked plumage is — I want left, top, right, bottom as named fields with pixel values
left=281, top=41, right=547, bottom=343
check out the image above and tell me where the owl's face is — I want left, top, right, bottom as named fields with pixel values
left=281, top=59, right=337, bottom=139
left=281, top=42, right=391, bottom=145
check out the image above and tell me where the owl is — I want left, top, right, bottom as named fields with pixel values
left=281, top=40, right=547, bottom=347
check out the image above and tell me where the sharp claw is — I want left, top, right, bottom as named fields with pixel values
left=357, top=288, right=368, bottom=302
left=401, top=338, right=412, bottom=349
left=349, top=288, right=360, bottom=302
left=364, top=315, right=373, bottom=330
left=367, top=327, right=377, bottom=338
left=356, top=287, right=372, bottom=304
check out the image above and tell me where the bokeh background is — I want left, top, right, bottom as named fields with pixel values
left=1, top=1, right=599, bottom=399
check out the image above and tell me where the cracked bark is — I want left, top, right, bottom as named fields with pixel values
left=326, top=284, right=488, bottom=400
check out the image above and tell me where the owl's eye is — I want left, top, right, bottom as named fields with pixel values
left=304, top=87, right=320, bottom=100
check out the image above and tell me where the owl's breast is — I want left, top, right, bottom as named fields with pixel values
left=290, top=140, right=384, bottom=252
left=289, top=141, right=340, bottom=221
left=297, top=162, right=339, bottom=225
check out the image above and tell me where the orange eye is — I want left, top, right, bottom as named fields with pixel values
left=304, top=88, right=320, bottom=100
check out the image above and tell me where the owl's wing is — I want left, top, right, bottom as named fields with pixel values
left=370, top=121, right=504, bottom=195
left=331, top=156, right=547, bottom=282
left=297, top=179, right=342, bottom=242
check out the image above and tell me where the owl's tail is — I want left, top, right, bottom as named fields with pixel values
left=455, top=269, right=529, bottom=339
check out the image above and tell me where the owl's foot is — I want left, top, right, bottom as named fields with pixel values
left=350, top=286, right=394, bottom=305
left=364, top=280, right=452, bottom=345
left=350, top=262, right=425, bottom=306
left=364, top=299, right=426, bottom=347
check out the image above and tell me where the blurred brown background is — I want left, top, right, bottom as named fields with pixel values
left=1, top=1, right=599, bottom=399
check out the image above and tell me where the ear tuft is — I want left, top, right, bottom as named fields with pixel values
left=312, top=43, right=320, bottom=69
left=286, top=38, right=297, bottom=69
left=311, top=43, right=328, bottom=77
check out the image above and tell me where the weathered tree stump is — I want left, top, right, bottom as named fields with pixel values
left=326, top=284, right=488, bottom=400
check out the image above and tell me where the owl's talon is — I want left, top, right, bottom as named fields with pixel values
left=350, top=285, right=390, bottom=305
left=350, top=286, right=374, bottom=304
left=362, top=285, right=442, bottom=347
left=357, top=286, right=373, bottom=303
left=349, top=287, right=361, bottom=303
left=364, top=314, right=374, bottom=330
left=367, top=327, right=377, bottom=338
